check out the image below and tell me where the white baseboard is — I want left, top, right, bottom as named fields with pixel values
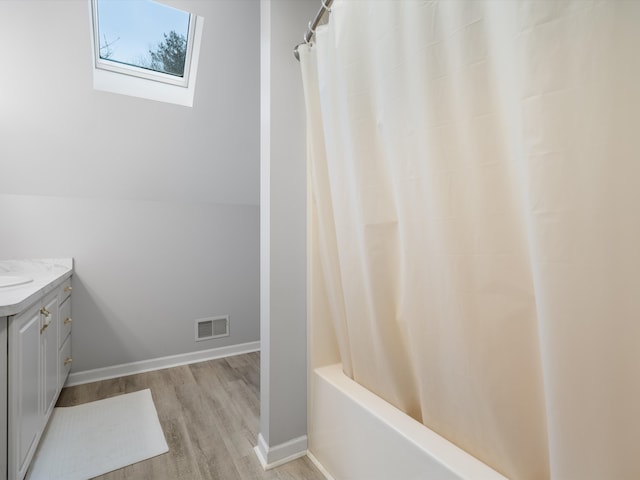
left=254, top=433, right=308, bottom=470
left=307, top=451, right=335, bottom=480
left=254, top=434, right=270, bottom=468
left=65, top=341, right=260, bottom=387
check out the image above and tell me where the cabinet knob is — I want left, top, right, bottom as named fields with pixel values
left=40, top=306, right=51, bottom=317
left=64, top=317, right=73, bottom=325
left=64, top=357, right=73, bottom=366
left=64, top=286, right=73, bottom=293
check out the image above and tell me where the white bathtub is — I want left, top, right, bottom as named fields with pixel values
left=308, top=364, right=508, bottom=480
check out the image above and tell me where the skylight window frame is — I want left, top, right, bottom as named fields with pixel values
left=90, top=0, right=196, bottom=88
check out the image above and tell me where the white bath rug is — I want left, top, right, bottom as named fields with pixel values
left=28, top=389, right=169, bottom=480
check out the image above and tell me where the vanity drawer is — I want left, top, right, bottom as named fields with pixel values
left=59, top=335, right=72, bottom=389
left=59, top=278, right=72, bottom=303
left=59, top=296, right=72, bottom=348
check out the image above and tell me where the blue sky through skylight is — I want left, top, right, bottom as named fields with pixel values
left=96, top=0, right=190, bottom=67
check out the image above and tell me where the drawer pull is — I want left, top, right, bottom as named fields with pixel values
left=40, top=307, right=51, bottom=317
left=64, top=357, right=73, bottom=366
left=64, top=286, right=73, bottom=293
left=40, top=321, right=50, bottom=334
left=64, top=317, right=73, bottom=325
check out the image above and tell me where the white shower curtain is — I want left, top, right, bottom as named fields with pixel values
left=300, top=1, right=640, bottom=479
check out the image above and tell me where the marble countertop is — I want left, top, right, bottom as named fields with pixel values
left=0, top=259, right=74, bottom=317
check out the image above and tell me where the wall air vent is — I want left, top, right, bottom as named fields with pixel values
left=195, top=315, right=229, bottom=342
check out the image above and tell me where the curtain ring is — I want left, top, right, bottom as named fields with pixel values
left=322, top=0, right=331, bottom=12
left=304, top=21, right=315, bottom=45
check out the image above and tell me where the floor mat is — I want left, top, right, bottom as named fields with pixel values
left=28, top=389, right=169, bottom=480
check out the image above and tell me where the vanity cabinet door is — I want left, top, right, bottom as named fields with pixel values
left=42, top=294, right=59, bottom=419
left=9, top=303, right=42, bottom=480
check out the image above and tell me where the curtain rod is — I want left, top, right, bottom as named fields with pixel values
left=293, top=0, right=334, bottom=61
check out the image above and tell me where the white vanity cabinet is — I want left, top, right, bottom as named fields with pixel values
left=7, top=278, right=73, bottom=480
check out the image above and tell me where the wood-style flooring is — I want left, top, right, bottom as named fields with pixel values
left=55, top=353, right=326, bottom=480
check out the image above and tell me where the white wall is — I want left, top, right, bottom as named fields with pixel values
left=258, top=0, right=318, bottom=466
left=0, top=0, right=260, bottom=372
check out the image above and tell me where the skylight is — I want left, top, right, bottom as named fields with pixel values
left=89, top=0, right=204, bottom=106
